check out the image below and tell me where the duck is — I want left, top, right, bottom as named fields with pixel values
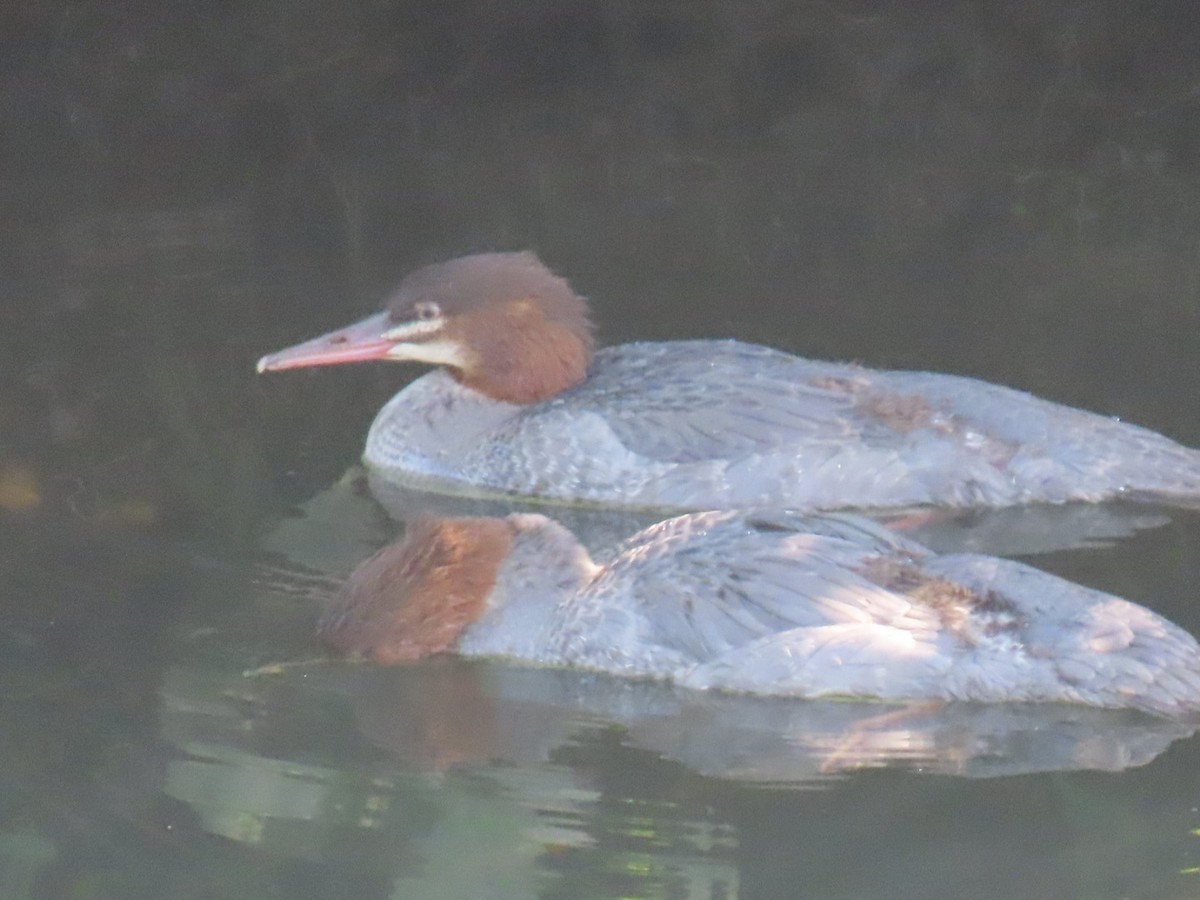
left=257, top=251, right=1200, bottom=511
left=318, top=509, right=1200, bottom=718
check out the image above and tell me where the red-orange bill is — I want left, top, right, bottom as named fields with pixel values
left=256, top=311, right=394, bottom=372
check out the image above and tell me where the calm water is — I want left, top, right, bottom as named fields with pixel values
left=3, top=2, right=1200, bottom=897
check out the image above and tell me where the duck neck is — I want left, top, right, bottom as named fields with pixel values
left=455, top=302, right=593, bottom=404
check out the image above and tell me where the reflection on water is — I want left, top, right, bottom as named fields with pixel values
left=8, top=497, right=1194, bottom=896
left=4, top=486, right=1200, bottom=898
left=157, top=583, right=746, bottom=898
left=153, top=565, right=1200, bottom=896
left=4, top=0, right=1200, bottom=896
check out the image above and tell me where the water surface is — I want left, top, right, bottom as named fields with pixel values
left=3, top=2, right=1200, bottom=897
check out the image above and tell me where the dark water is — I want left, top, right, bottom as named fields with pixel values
left=3, top=1, right=1200, bottom=897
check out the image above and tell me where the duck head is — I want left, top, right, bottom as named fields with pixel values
left=257, top=252, right=595, bottom=404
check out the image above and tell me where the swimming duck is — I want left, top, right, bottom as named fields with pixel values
left=258, top=252, right=1200, bottom=511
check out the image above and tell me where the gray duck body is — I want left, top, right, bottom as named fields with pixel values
left=365, top=340, right=1200, bottom=512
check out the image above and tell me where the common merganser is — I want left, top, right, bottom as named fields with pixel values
left=257, top=252, right=1200, bottom=511
left=319, top=510, right=1200, bottom=717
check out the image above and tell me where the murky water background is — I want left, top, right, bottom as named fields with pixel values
left=2, top=2, right=1200, bottom=897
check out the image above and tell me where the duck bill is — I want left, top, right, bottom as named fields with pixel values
left=256, top=312, right=395, bottom=373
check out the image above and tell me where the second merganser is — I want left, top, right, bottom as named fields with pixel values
left=257, top=252, right=1200, bottom=511
left=319, top=510, right=1200, bottom=718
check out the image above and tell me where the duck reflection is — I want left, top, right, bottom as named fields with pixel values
left=320, top=508, right=1200, bottom=717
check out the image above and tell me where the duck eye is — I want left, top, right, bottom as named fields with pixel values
left=414, top=301, right=441, bottom=321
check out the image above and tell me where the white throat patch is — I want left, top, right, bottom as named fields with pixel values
left=386, top=337, right=471, bottom=367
